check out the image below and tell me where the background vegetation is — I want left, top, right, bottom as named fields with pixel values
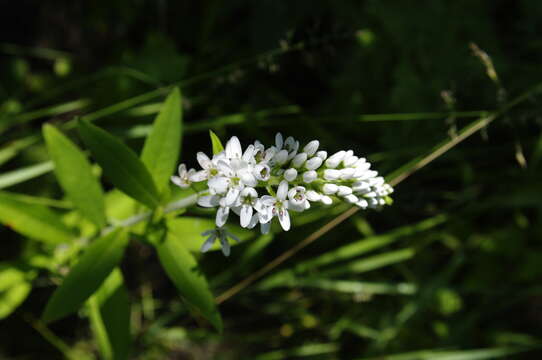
left=1, top=1, right=542, bottom=359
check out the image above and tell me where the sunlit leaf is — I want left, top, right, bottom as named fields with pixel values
left=43, top=124, right=106, bottom=228
left=78, top=119, right=160, bottom=209
left=0, top=191, right=74, bottom=244
left=42, top=228, right=129, bottom=323
left=209, top=130, right=224, bottom=155
left=0, top=264, right=35, bottom=319
left=88, top=269, right=131, bottom=360
left=141, top=87, right=182, bottom=192
left=156, top=233, right=222, bottom=332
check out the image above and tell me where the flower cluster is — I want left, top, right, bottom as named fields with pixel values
left=171, top=133, right=393, bottom=256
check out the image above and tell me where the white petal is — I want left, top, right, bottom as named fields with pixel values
left=225, top=136, right=242, bottom=159
left=201, top=229, right=215, bottom=236
left=242, top=144, right=255, bottom=162
left=177, top=163, right=187, bottom=176
left=240, top=205, right=253, bottom=228
left=201, top=235, right=216, bottom=253
left=260, top=195, right=276, bottom=207
left=240, top=171, right=257, bottom=187
left=216, top=206, right=230, bottom=227
left=273, top=149, right=288, bottom=165
left=171, top=176, right=187, bottom=188
left=343, top=155, right=358, bottom=167
left=247, top=214, right=259, bottom=229
left=217, top=160, right=235, bottom=177
left=197, top=152, right=212, bottom=169
left=275, top=133, right=283, bottom=149
left=344, top=194, right=359, bottom=203
left=208, top=176, right=229, bottom=194
left=230, top=158, right=247, bottom=172
left=225, top=187, right=241, bottom=206
left=340, top=168, right=356, bottom=180
left=198, top=195, right=221, bottom=207
left=241, top=187, right=258, bottom=198
left=277, top=180, right=289, bottom=200
left=303, top=140, right=319, bottom=156
left=278, top=209, right=290, bottom=231
left=189, top=170, right=208, bottom=182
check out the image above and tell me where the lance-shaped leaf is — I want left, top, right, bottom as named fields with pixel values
left=209, top=130, right=224, bottom=155
left=42, top=228, right=129, bottom=323
left=0, top=191, right=74, bottom=244
left=78, top=120, right=160, bottom=209
left=156, top=233, right=222, bottom=332
left=43, top=124, right=106, bottom=228
left=88, top=269, right=131, bottom=360
left=141, top=88, right=182, bottom=192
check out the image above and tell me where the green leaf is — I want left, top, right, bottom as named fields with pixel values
left=88, top=269, right=131, bottom=360
left=0, top=263, right=35, bottom=319
left=43, top=124, right=106, bottom=228
left=357, top=346, right=533, bottom=360
left=141, top=88, right=182, bottom=192
left=42, top=228, right=129, bottom=323
left=0, top=161, right=54, bottom=190
left=78, top=119, right=160, bottom=209
left=0, top=191, right=74, bottom=244
left=209, top=130, right=224, bottom=155
left=167, top=217, right=252, bottom=252
left=156, top=233, right=222, bottom=332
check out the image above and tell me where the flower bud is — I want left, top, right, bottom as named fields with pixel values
left=320, top=195, right=333, bottom=205
left=322, top=183, right=338, bottom=194
left=325, top=150, right=345, bottom=168
left=337, top=185, right=353, bottom=196
left=292, top=152, right=308, bottom=168
left=343, top=155, right=358, bottom=167
left=284, top=168, right=298, bottom=182
left=340, top=167, right=356, bottom=179
left=344, top=194, right=359, bottom=203
left=306, top=190, right=322, bottom=201
left=305, top=156, right=323, bottom=170
left=302, top=170, right=317, bottom=183
left=303, top=140, right=319, bottom=156
left=273, top=149, right=289, bottom=165
left=323, top=169, right=341, bottom=180
left=316, top=151, right=327, bottom=160
left=356, top=199, right=369, bottom=209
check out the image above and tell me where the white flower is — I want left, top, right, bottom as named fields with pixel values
left=233, top=187, right=259, bottom=228
left=171, top=164, right=195, bottom=188
left=322, top=183, right=338, bottom=194
left=288, top=186, right=310, bottom=211
left=260, top=180, right=291, bottom=231
left=225, top=136, right=243, bottom=159
left=201, top=227, right=240, bottom=257
left=325, top=150, right=346, bottom=168
left=254, top=163, right=271, bottom=181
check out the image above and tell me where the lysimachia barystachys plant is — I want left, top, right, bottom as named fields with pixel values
left=172, top=133, right=394, bottom=256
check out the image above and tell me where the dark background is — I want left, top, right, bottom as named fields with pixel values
left=1, top=1, right=542, bottom=359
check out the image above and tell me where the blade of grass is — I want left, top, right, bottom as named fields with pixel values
left=0, top=161, right=54, bottom=190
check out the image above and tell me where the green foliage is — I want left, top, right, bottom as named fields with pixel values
left=88, top=269, right=131, bottom=360
left=156, top=233, right=223, bottom=332
left=43, top=124, right=106, bottom=228
left=42, top=229, right=129, bottom=323
left=0, top=263, right=35, bottom=319
left=0, top=191, right=74, bottom=244
left=141, top=87, right=182, bottom=192
left=209, top=130, right=224, bottom=154
left=78, top=119, right=160, bottom=209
